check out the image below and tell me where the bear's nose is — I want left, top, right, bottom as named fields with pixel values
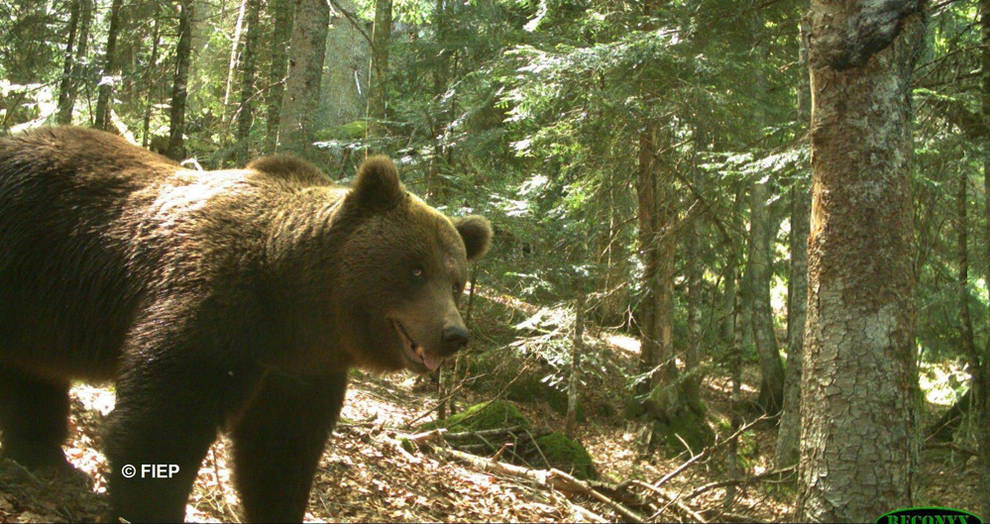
left=442, top=325, right=470, bottom=353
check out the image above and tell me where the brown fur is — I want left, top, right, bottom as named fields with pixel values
left=0, top=127, right=491, bottom=522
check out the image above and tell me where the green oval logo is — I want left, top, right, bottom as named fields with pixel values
left=876, top=507, right=983, bottom=524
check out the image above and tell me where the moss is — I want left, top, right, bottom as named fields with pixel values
left=420, top=400, right=531, bottom=433
left=399, top=438, right=417, bottom=454
left=655, top=408, right=715, bottom=458
left=534, top=432, right=597, bottom=480
left=466, top=352, right=586, bottom=421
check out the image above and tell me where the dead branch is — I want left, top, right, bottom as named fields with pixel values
left=432, top=445, right=646, bottom=522
left=685, top=465, right=795, bottom=501
left=650, top=414, right=769, bottom=491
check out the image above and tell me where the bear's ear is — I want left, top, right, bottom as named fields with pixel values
left=350, top=155, right=404, bottom=210
left=455, top=216, right=492, bottom=262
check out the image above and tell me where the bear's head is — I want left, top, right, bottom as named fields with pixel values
left=334, top=156, right=491, bottom=374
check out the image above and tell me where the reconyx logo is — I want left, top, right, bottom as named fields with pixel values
left=876, top=507, right=983, bottom=524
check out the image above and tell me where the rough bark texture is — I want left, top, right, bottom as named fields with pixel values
left=278, top=0, right=329, bottom=157
left=796, top=1, right=923, bottom=521
left=166, top=0, right=195, bottom=161
left=264, top=0, right=294, bottom=153
left=366, top=0, right=393, bottom=141
left=236, top=0, right=261, bottom=164
left=94, top=0, right=124, bottom=130
left=775, top=22, right=811, bottom=470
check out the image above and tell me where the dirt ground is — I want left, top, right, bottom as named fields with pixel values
left=0, top=357, right=980, bottom=523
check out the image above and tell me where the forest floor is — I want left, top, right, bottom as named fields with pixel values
left=0, top=293, right=982, bottom=522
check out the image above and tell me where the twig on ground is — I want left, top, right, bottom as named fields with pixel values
left=685, top=465, right=795, bottom=501
left=431, top=445, right=646, bottom=522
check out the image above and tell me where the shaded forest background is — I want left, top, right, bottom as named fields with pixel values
left=0, top=0, right=987, bottom=521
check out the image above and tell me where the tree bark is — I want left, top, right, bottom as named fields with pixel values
left=94, top=0, right=124, bottom=130
left=796, top=1, right=923, bottom=521
left=979, top=0, right=990, bottom=518
left=366, top=0, right=392, bottom=142
left=775, top=20, right=811, bottom=470
left=235, top=0, right=261, bottom=164
left=141, top=8, right=163, bottom=148
left=278, top=0, right=330, bottom=157
left=167, top=0, right=195, bottom=161
left=264, top=0, right=294, bottom=153
left=322, top=0, right=369, bottom=130
left=224, top=0, right=249, bottom=114
left=566, top=292, right=585, bottom=438
left=55, top=0, right=82, bottom=125
left=744, top=177, right=785, bottom=414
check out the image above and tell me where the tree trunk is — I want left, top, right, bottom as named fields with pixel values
left=141, top=9, right=163, bottom=148
left=167, top=0, right=195, bottom=161
left=55, top=0, right=82, bottom=125
left=796, top=2, right=923, bottom=521
left=322, top=0, right=369, bottom=130
left=278, top=0, right=330, bottom=157
left=744, top=14, right=785, bottom=415
left=235, top=0, right=261, bottom=164
left=775, top=21, right=811, bottom=470
left=264, top=0, right=294, bottom=153
left=635, top=124, right=661, bottom=396
left=94, top=0, right=124, bottom=130
left=775, top=180, right=809, bottom=468
left=566, top=292, right=585, bottom=438
left=366, top=0, right=392, bottom=142
left=224, top=0, right=249, bottom=114
left=683, top=166, right=703, bottom=411
left=979, top=0, right=990, bottom=518
left=744, top=176, right=785, bottom=414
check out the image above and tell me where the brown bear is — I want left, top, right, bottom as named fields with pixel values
left=0, top=126, right=491, bottom=522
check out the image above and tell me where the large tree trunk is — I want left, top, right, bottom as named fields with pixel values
left=263, top=0, right=294, bottom=153
left=55, top=0, right=82, bottom=125
left=278, top=0, right=330, bottom=157
left=366, top=0, right=392, bottom=142
left=774, top=21, right=811, bottom=470
left=235, top=0, right=261, bottom=164
left=166, top=0, right=195, bottom=161
left=94, top=0, right=124, bottom=130
left=796, top=2, right=923, bottom=521
left=979, top=0, right=990, bottom=518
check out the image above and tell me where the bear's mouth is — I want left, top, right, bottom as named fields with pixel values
left=391, top=320, right=441, bottom=372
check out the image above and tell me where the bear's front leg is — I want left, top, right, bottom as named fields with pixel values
left=105, top=350, right=263, bottom=522
left=230, top=372, right=348, bottom=523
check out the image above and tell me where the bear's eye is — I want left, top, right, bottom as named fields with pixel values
left=411, top=266, right=425, bottom=280
left=453, top=283, right=461, bottom=295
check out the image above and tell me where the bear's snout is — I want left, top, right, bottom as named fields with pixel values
left=442, top=324, right=470, bottom=354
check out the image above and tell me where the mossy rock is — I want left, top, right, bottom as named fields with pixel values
left=534, top=432, right=597, bottom=480
left=421, top=400, right=531, bottom=433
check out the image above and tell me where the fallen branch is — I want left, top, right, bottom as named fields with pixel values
left=433, top=445, right=646, bottom=522
left=685, top=465, right=795, bottom=501
left=629, top=479, right=707, bottom=523
left=650, top=414, right=769, bottom=491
